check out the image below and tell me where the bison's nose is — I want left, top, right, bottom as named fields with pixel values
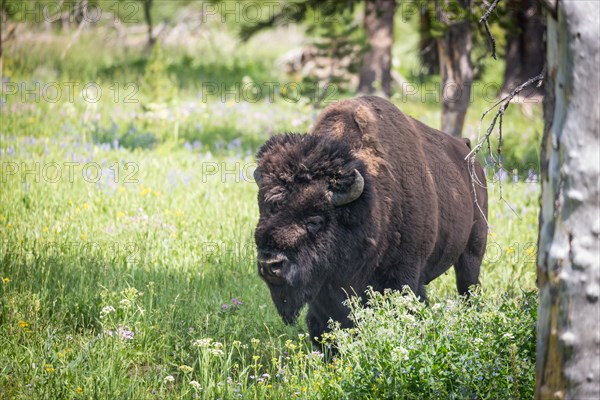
left=258, top=253, right=288, bottom=281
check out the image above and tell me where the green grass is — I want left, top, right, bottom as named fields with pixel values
left=1, top=5, right=541, bottom=398
left=0, top=133, right=538, bottom=399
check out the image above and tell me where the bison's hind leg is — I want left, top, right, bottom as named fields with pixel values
left=454, top=220, right=487, bottom=296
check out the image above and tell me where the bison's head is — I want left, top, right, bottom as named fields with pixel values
left=253, top=133, right=370, bottom=324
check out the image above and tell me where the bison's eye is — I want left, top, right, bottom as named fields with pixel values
left=306, top=217, right=324, bottom=235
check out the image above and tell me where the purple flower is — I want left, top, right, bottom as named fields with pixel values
left=221, top=304, right=229, bottom=310
left=231, top=298, right=243, bottom=306
left=116, top=325, right=134, bottom=340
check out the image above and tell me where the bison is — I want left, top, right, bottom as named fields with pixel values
left=253, top=96, right=487, bottom=341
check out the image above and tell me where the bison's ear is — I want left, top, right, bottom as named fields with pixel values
left=331, top=169, right=364, bottom=206
left=253, top=167, right=263, bottom=187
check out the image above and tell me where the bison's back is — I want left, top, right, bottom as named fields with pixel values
left=311, top=96, right=487, bottom=292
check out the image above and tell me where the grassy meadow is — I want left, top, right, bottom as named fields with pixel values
left=1, top=3, right=542, bottom=399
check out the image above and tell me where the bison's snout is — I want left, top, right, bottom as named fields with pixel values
left=258, top=253, right=289, bottom=284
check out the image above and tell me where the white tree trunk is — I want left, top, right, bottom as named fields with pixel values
left=536, top=1, right=600, bottom=399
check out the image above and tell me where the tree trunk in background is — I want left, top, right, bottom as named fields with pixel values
left=501, top=0, right=545, bottom=98
left=418, top=6, right=439, bottom=75
left=436, top=0, right=473, bottom=137
left=143, top=0, right=155, bottom=47
left=536, top=1, right=600, bottom=399
left=357, top=0, right=396, bottom=97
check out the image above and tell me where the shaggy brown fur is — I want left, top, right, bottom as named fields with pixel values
left=254, top=96, right=487, bottom=341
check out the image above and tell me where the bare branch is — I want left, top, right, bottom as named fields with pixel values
left=466, top=67, right=545, bottom=161
left=465, top=68, right=545, bottom=220
left=479, top=0, right=501, bottom=59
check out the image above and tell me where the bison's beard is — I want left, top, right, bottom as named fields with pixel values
left=268, top=284, right=305, bottom=324
left=267, top=277, right=325, bottom=325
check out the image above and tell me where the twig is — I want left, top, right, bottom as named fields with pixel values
left=479, top=0, right=501, bottom=59
left=465, top=68, right=545, bottom=220
left=466, top=67, right=545, bottom=161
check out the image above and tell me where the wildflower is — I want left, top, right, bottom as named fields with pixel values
left=116, top=325, right=134, bottom=340
left=119, top=299, right=132, bottom=308
left=250, top=338, right=260, bottom=347
left=83, top=203, right=90, bottom=210
left=164, top=375, right=175, bottom=383
left=391, top=346, right=409, bottom=362
left=42, top=226, right=48, bottom=233
left=44, top=364, right=55, bottom=373
left=18, top=320, right=29, bottom=329
left=2, top=277, right=10, bottom=283
left=506, top=246, right=515, bottom=254
left=261, top=373, right=270, bottom=379
left=116, top=211, right=125, bottom=218
left=189, top=380, right=202, bottom=390
left=526, top=247, right=536, bottom=256
left=208, top=349, right=224, bottom=357
left=100, top=306, right=115, bottom=318
left=76, top=387, right=83, bottom=394
left=179, top=365, right=193, bottom=373
left=192, top=338, right=213, bottom=348
left=503, top=332, right=515, bottom=340
left=231, top=298, right=243, bottom=306
left=221, top=303, right=229, bottom=310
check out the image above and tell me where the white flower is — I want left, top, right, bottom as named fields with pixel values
left=208, top=348, right=224, bottom=357
left=503, top=332, right=515, bottom=340
left=189, top=380, right=202, bottom=390
left=473, top=338, right=484, bottom=345
left=391, top=346, right=409, bottom=362
left=100, top=306, right=116, bottom=318
left=164, top=375, right=175, bottom=383
left=119, top=299, right=132, bottom=308
left=192, top=338, right=213, bottom=348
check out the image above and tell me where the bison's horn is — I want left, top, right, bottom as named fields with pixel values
left=331, top=169, right=364, bottom=206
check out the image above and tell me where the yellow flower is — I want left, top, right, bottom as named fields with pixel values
left=116, top=212, right=125, bottom=218
left=175, top=210, right=184, bottom=217
left=153, top=190, right=161, bottom=197
left=6, top=223, right=11, bottom=229
left=58, top=352, right=64, bottom=359
left=179, top=365, right=193, bottom=373
left=2, top=277, right=10, bottom=283
left=18, top=320, right=29, bottom=329
left=68, top=199, right=73, bottom=206
left=76, top=387, right=83, bottom=394
left=75, top=207, right=81, bottom=213
left=506, top=247, right=515, bottom=254
left=43, top=226, right=49, bottom=233
left=80, top=234, right=87, bottom=241
left=118, top=187, right=125, bottom=194
left=45, top=364, right=55, bottom=373
left=140, top=187, right=151, bottom=197
left=526, top=247, right=536, bottom=256
left=83, top=203, right=90, bottom=210
left=0, top=215, right=4, bottom=221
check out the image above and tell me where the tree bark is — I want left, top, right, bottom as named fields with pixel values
left=436, top=0, right=473, bottom=137
left=536, top=1, right=600, bottom=399
left=143, top=0, right=155, bottom=47
left=418, top=6, right=439, bottom=75
left=501, top=0, right=545, bottom=98
left=357, top=0, right=396, bottom=97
